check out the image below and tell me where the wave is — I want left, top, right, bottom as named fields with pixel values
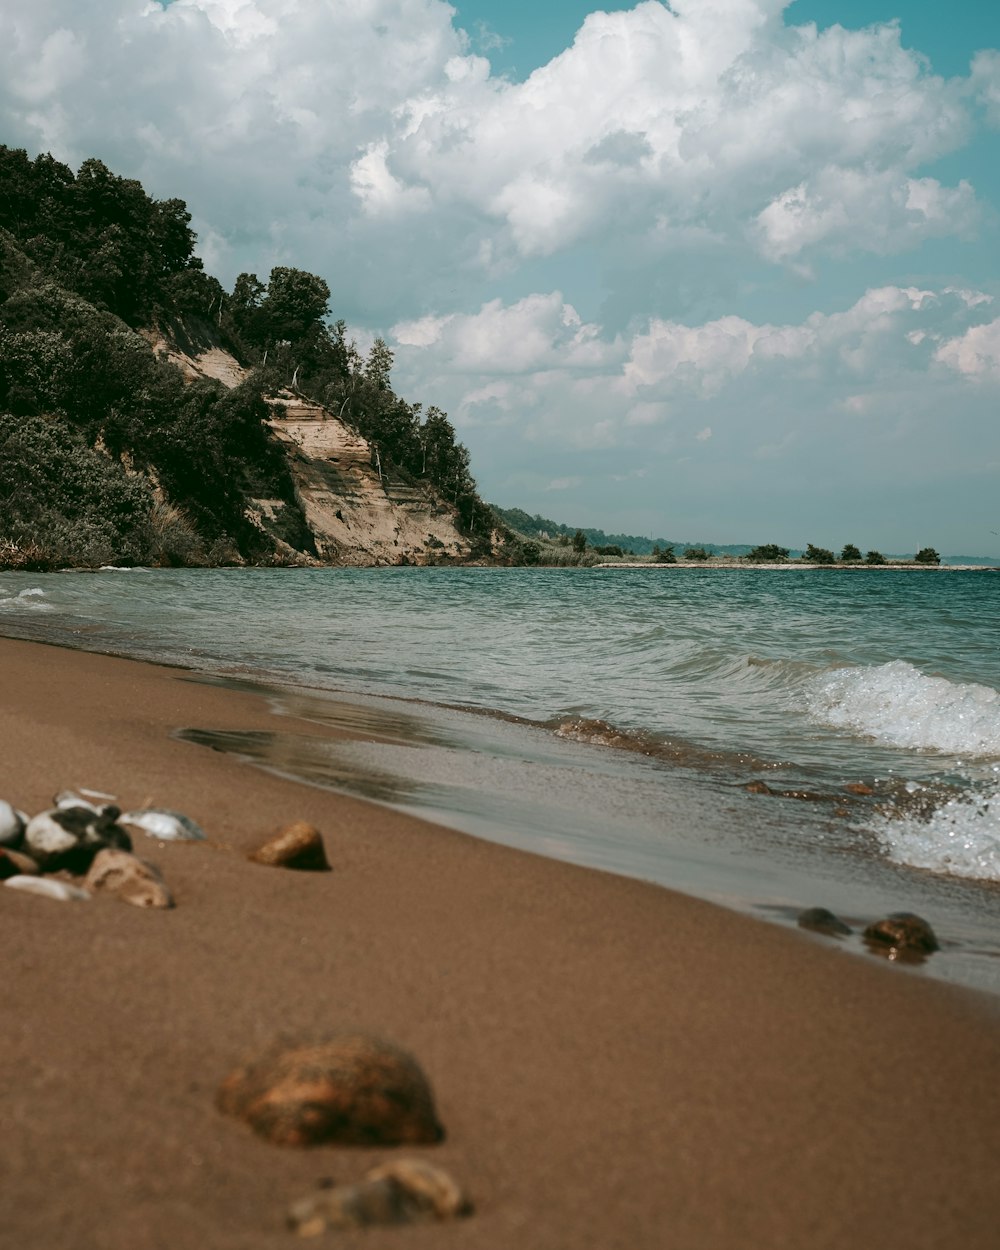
left=807, top=660, right=1000, bottom=757
left=0, top=588, right=53, bottom=613
left=875, top=785, right=1000, bottom=882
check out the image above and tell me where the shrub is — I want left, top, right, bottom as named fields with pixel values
left=865, top=550, right=886, bottom=565
left=840, top=543, right=862, bottom=563
left=914, top=547, right=940, bottom=565
left=684, top=546, right=711, bottom=561
left=804, top=543, right=836, bottom=564
left=746, top=544, right=790, bottom=562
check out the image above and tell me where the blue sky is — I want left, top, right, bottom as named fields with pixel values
left=2, top=1, right=999, bottom=554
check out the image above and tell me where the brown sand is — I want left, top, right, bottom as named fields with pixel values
left=2, top=635, right=999, bottom=1249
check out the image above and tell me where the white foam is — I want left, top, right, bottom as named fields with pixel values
left=0, top=588, right=53, bottom=612
left=808, top=660, right=1000, bottom=756
left=876, top=786, right=1000, bottom=882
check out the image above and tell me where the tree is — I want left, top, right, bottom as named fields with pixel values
left=746, top=544, right=789, bottom=562
left=840, top=543, right=862, bottom=563
left=572, top=529, right=587, bottom=554
left=914, top=547, right=941, bottom=565
left=866, top=550, right=886, bottom=565
left=804, top=543, right=835, bottom=564
left=684, top=546, right=711, bottom=560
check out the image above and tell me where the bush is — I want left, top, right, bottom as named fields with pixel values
left=684, top=546, right=711, bottom=561
left=914, top=547, right=940, bottom=565
left=803, top=543, right=836, bottom=564
left=840, top=543, right=862, bottom=563
left=865, top=550, right=886, bottom=565
left=746, top=544, right=790, bottom=562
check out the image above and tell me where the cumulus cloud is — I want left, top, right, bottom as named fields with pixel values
left=935, top=318, right=1000, bottom=381
left=0, top=0, right=990, bottom=319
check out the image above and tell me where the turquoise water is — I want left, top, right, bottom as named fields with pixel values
left=2, top=566, right=999, bottom=987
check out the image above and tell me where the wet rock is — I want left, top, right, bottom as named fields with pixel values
left=120, top=809, right=207, bottom=842
left=5, top=875, right=90, bottom=902
left=863, top=912, right=939, bottom=956
left=288, top=1159, right=471, bottom=1235
left=0, top=800, right=27, bottom=847
left=844, top=782, right=875, bottom=796
left=84, top=848, right=174, bottom=909
left=744, top=780, right=775, bottom=795
left=217, top=1035, right=444, bottom=1147
left=248, top=822, right=330, bottom=871
left=798, top=907, right=852, bottom=937
left=0, top=847, right=40, bottom=879
left=24, top=806, right=132, bottom=873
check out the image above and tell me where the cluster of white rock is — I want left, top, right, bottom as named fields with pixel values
left=0, top=790, right=205, bottom=908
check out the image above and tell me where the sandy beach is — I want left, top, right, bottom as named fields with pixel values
left=2, top=634, right=999, bottom=1249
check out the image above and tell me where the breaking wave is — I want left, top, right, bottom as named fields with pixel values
left=875, top=784, right=1000, bottom=882
left=807, top=661, right=1000, bottom=757
left=0, top=588, right=52, bottom=613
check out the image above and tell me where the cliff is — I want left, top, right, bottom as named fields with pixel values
left=146, top=323, right=474, bottom=566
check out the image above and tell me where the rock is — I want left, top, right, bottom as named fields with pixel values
left=0, top=848, right=40, bottom=879
left=217, top=1035, right=444, bottom=1147
left=84, top=848, right=174, bottom=909
left=248, top=822, right=330, bottom=871
left=24, top=806, right=132, bottom=873
left=797, top=907, right=852, bottom=937
left=0, top=800, right=26, bottom=847
left=744, top=780, right=775, bottom=794
left=4, top=875, right=90, bottom=902
left=288, top=1160, right=471, bottom=1235
left=54, top=790, right=119, bottom=820
left=863, top=912, right=939, bottom=956
left=119, top=809, right=206, bottom=841
left=843, top=782, right=875, bottom=796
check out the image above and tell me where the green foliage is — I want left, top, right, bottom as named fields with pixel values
left=684, top=546, right=711, bottom=561
left=650, top=543, right=676, bottom=562
left=572, top=529, right=587, bottom=553
left=0, top=413, right=154, bottom=567
left=840, top=543, right=862, bottom=563
left=914, top=547, right=940, bottom=565
left=865, top=550, right=886, bottom=565
left=746, top=544, right=790, bottom=562
left=803, top=543, right=836, bottom=564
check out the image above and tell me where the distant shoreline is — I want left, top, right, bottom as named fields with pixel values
left=596, top=561, right=999, bottom=571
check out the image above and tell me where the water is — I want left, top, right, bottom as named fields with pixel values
left=2, top=566, right=999, bottom=990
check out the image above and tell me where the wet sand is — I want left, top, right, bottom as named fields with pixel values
left=2, top=635, right=999, bottom=1249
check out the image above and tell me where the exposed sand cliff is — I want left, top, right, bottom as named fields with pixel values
left=145, top=321, right=475, bottom=566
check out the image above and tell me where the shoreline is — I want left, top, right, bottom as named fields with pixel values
left=3, top=635, right=1000, bottom=1248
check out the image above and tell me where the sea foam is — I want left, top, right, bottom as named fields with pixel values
left=808, top=660, right=1000, bottom=757
left=0, top=588, right=52, bottom=612
left=876, top=785, right=1000, bottom=882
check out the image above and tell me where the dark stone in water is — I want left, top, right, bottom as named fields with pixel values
left=844, top=782, right=875, bottom=796
left=798, top=907, right=852, bottom=937
left=863, top=912, right=939, bottom=956
left=744, top=780, right=775, bottom=794
left=217, top=1035, right=444, bottom=1147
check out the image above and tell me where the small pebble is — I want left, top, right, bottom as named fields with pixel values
left=5, top=875, right=90, bottom=902
left=0, top=800, right=26, bottom=847
left=248, top=822, right=330, bottom=871
left=863, top=912, right=939, bottom=956
left=84, top=848, right=174, bottom=909
left=288, top=1160, right=471, bottom=1235
left=798, top=907, right=852, bottom=937
left=119, top=809, right=206, bottom=841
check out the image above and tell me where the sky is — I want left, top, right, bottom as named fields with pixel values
left=1, top=1, right=999, bottom=554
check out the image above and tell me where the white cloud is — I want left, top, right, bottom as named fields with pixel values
left=0, top=0, right=988, bottom=315
left=935, top=318, right=1000, bottom=381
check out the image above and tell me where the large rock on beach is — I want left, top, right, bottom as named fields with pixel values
left=863, top=912, right=939, bottom=956
left=24, top=806, right=132, bottom=873
left=288, top=1159, right=471, bottom=1235
left=248, top=822, right=330, bottom=871
left=84, top=848, right=174, bottom=909
left=217, top=1035, right=444, bottom=1147
left=0, top=800, right=27, bottom=847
